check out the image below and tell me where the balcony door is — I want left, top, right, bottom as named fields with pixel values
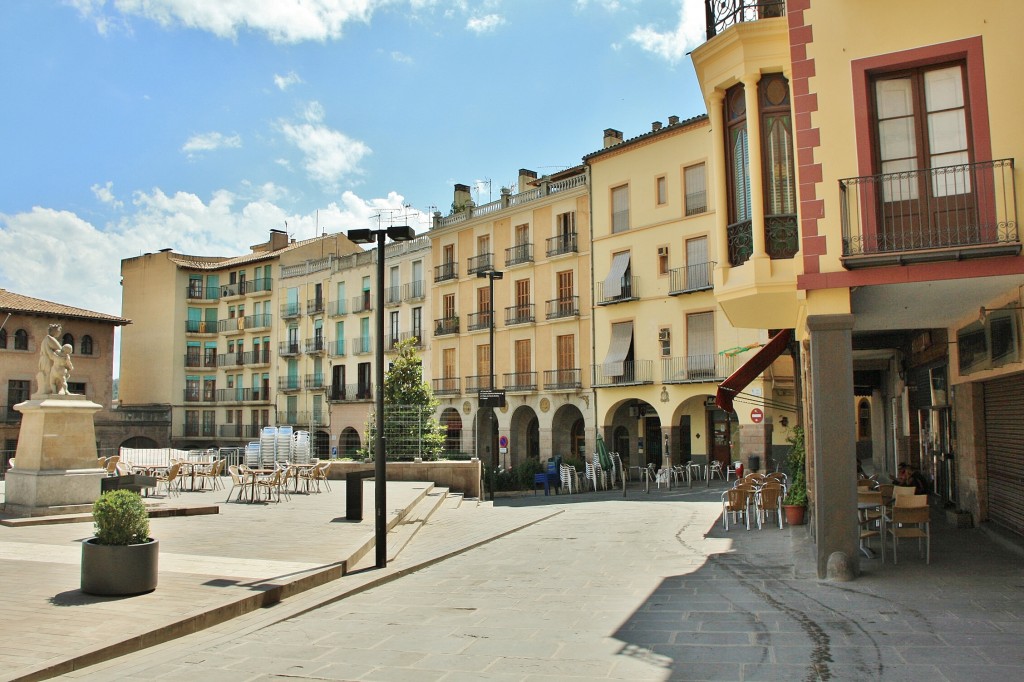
left=872, top=62, right=975, bottom=249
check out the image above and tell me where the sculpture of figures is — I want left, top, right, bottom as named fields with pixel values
left=49, top=343, right=74, bottom=395
left=34, top=323, right=65, bottom=397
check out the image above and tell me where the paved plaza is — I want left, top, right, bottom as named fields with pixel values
left=2, top=478, right=1024, bottom=681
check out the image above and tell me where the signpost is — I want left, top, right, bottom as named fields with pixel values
left=479, top=389, right=506, bottom=408
left=750, top=407, right=764, bottom=423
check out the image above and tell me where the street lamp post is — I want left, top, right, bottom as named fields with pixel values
left=347, top=225, right=416, bottom=569
left=476, top=269, right=503, bottom=497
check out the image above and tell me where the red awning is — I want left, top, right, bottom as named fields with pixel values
left=715, top=329, right=792, bottom=413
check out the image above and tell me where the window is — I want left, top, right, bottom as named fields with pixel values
left=476, top=344, right=491, bottom=387
left=202, top=410, right=216, bottom=437
left=411, top=307, right=422, bottom=342
left=725, top=83, right=751, bottom=228
left=761, top=74, right=796, bottom=217
left=68, top=381, right=86, bottom=395
left=14, top=329, right=28, bottom=350
left=686, top=312, right=715, bottom=378
left=80, top=335, right=94, bottom=355
left=557, top=270, right=573, bottom=300
left=656, top=176, right=668, bottom=205
left=684, top=163, right=707, bottom=216
left=858, top=399, right=871, bottom=439
left=515, top=224, right=529, bottom=245
left=443, top=243, right=454, bottom=265
left=477, top=233, right=490, bottom=256
left=358, top=362, right=372, bottom=399
left=657, top=246, right=669, bottom=275
left=660, top=328, right=672, bottom=356
left=514, top=339, right=531, bottom=381
left=515, top=279, right=530, bottom=316
left=0, top=328, right=6, bottom=348
left=62, top=333, right=74, bottom=348
left=611, top=185, right=630, bottom=233
left=389, top=311, right=400, bottom=345
left=442, top=348, right=456, bottom=379
left=477, top=286, right=491, bottom=326
left=686, top=236, right=711, bottom=290
left=7, top=379, right=30, bottom=406
left=557, top=334, right=575, bottom=371
left=443, top=293, right=455, bottom=319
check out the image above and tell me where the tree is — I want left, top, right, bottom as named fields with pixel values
left=362, top=338, right=448, bottom=460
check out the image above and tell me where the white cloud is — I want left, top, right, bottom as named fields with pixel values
left=466, top=13, right=504, bottom=34
left=181, top=131, right=243, bottom=157
left=273, top=71, right=303, bottom=90
left=279, top=102, right=371, bottom=191
left=80, top=0, right=380, bottom=43
left=628, top=0, right=704, bottom=65
left=91, top=181, right=124, bottom=210
left=0, top=187, right=429, bottom=321
left=391, top=51, right=414, bottom=65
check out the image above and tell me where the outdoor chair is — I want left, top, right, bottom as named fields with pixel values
left=156, top=462, right=182, bottom=498
left=858, top=489, right=884, bottom=555
left=726, top=461, right=742, bottom=481
left=225, top=464, right=250, bottom=502
left=586, top=458, right=605, bottom=491
left=104, top=456, right=120, bottom=476
left=755, top=482, right=785, bottom=529
left=885, top=494, right=930, bottom=564
left=313, top=461, right=332, bottom=492
left=559, top=464, right=579, bottom=493
left=708, top=461, right=724, bottom=481
left=721, top=487, right=752, bottom=530
left=256, top=469, right=285, bottom=503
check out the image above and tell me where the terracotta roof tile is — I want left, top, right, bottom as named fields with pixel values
left=0, top=289, right=129, bottom=325
left=165, top=234, right=330, bottom=271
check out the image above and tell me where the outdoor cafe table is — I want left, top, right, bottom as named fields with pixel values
left=244, top=468, right=276, bottom=502
left=179, top=459, right=214, bottom=492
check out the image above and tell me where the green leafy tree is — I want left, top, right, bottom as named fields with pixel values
left=362, top=338, right=448, bottom=460
left=783, top=425, right=808, bottom=506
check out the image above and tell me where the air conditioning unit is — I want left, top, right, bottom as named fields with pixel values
left=658, top=329, right=671, bottom=341
left=657, top=246, right=669, bottom=257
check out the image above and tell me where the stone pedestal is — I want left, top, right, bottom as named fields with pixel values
left=4, top=395, right=106, bottom=517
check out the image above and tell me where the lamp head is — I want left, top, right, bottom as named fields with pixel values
left=347, top=228, right=374, bottom=244
left=386, top=225, right=415, bottom=242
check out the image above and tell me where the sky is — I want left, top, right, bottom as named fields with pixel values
left=0, top=0, right=707, bottom=367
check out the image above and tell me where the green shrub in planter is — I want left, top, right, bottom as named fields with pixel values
left=92, top=489, right=150, bottom=546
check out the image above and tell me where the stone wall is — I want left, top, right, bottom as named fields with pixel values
left=326, top=459, right=482, bottom=499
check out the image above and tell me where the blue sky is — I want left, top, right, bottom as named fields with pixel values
left=0, top=0, right=706, bottom=325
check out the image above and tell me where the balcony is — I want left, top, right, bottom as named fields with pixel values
left=467, top=253, right=493, bottom=275
left=184, top=352, right=217, bottom=369
left=669, top=261, right=715, bottom=295
left=183, top=387, right=217, bottom=403
left=277, top=411, right=328, bottom=428
left=505, top=303, right=535, bottom=326
left=384, top=285, right=402, bottom=307
left=591, top=360, right=654, bottom=387
left=246, top=313, right=272, bottom=330
left=350, top=337, right=372, bottom=355
left=839, top=159, right=1019, bottom=267
left=465, top=374, right=494, bottom=393
left=215, top=388, right=269, bottom=404
left=404, top=280, right=426, bottom=302
left=432, top=377, right=461, bottom=395
left=304, top=337, right=327, bottom=355
left=505, top=243, right=533, bottom=267
left=305, top=373, right=327, bottom=390
left=218, top=351, right=246, bottom=368
left=661, top=355, right=735, bottom=384
left=543, top=368, right=582, bottom=391
left=352, top=292, right=373, bottom=314
left=248, top=348, right=272, bottom=366
left=434, top=316, right=460, bottom=336
left=184, top=320, right=216, bottom=335
left=278, top=342, right=301, bottom=357
left=307, top=298, right=325, bottom=315
left=181, top=423, right=216, bottom=438
left=546, top=232, right=578, bottom=258
left=503, top=371, right=537, bottom=392
left=219, top=283, right=242, bottom=299
left=467, top=311, right=492, bottom=332
left=596, top=276, right=639, bottom=305
left=243, top=277, right=273, bottom=295
left=545, top=296, right=579, bottom=320
left=217, top=316, right=247, bottom=333
left=705, top=0, right=785, bottom=39
left=330, top=339, right=346, bottom=357
left=185, top=284, right=219, bottom=301
left=728, top=214, right=798, bottom=266
left=434, top=261, right=458, bottom=283
left=218, top=424, right=244, bottom=439
left=280, top=302, right=302, bottom=319
left=330, top=299, right=347, bottom=316
left=328, top=383, right=373, bottom=402
left=277, top=376, right=302, bottom=392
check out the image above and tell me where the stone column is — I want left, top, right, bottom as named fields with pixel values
left=708, top=90, right=730, bottom=269
left=5, top=395, right=105, bottom=516
left=742, top=74, right=766, bottom=260
left=807, top=315, right=858, bottom=578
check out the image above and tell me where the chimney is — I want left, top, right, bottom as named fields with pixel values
left=652, top=121, right=663, bottom=132
left=269, top=228, right=289, bottom=251
left=668, top=115, right=680, bottom=125
left=453, top=183, right=472, bottom=211
left=603, top=128, right=623, bottom=148
left=517, top=169, right=538, bottom=193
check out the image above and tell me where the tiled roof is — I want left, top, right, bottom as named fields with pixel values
left=166, top=234, right=332, bottom=271
left=582, top=113, right=709, bottom=162
left=0, top=289, right=129, bottom=325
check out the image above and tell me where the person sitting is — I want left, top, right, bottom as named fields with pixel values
left=895, top=463, right=927, bottom=495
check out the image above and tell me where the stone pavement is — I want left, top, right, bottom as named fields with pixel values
left=38, top=481, right=1024, bottom=682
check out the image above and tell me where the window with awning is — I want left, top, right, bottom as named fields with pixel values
left=603, top=251, right=631, bottom=299
left=603, top=321, right=634, bottom=377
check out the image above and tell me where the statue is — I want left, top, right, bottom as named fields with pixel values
left=34, top=323, right=68, bottom=397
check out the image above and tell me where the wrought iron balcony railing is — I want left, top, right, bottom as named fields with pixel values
left=467, top=311, right=492, bottom=332
left=661, top=355, right=735, bottom=384
left=330, top=299, right=347, bottom=316
left=545, top=295, right=579, bottom=319
left=304, top=373, right=327, bottom=390
left=330, top=339, right=346, bottom=356
left=434, top=261, right=458, bottom=283
left=546, top=232, right=577, bottom=257
left=277, top=376, right=302, bottom=391
left=839, top=158, right=1019, bottom=264
left=328, top=383, right=373, bottom=402
left=728, top=214, right=798, bottom=266
left=215, top=388, right=269, bottom=403
left=505, top=304, right=534, bottom=325
left=434, top=316, right=459, bottom=336
left=351, top=292, right=373, bottom=314
left=705, top=0, right=785, bottom=40
left=404, top=280, right=426, bottom=301
left=384, top=285, right=402, bottom=306
left=669, top=261, right=715, bottom=295
left=503, top=371, right=537, bottom=392
left=543, top=368, right=582, bottom=390
left=596, top=276, right=639, bottom=305
left=505, top=243, right=533, bottom=267
left=184, top=352, right=218, bottom=369
left=306, top=298, right=325, bottom=315
left=351, top=337, right=373, bottom=355
left=591, top=360, right=654, bottom=387
left=280, top=302, right=302, bottom=319
left=465, top=374, right=494, bottom=392
left=467, top=253, right=493, bottom=275
left=431, top=377, right=461, bottom=395
left=304, top=337, right=327, bottom=354
left=278, top=342, right=301, bottom=357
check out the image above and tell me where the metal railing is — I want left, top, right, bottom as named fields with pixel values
left=330, top=339, right=346, bottom=356
left=503, top=371, right=537, bottom=392
left=215, top=387, right=269, bottom=403
left=505, top=243, right=533, bottom=267
left=280, top=303, right=302, bottom=319
left=467, top=311, right=492, bottom=332
left=328, top=383, right=373, bottom=401
left=184, top=320, right=216, bottom=334
left=705, top=0, right=785, bottom=39
left=217, top=349, right=271, bottom=367
left=183, top=388, right=217, bottom=403
left=465, top=374, right=494, bottom=392
left=434, top=261, right=458, bottom=282
left=431, top=377, right=461, bottom=395
left=661, top=355, right=735, bottom=383
left=351, top=337, right=372, bottom=355
left=384, top=285, right=402, bottom=306
left=596, top=276, right=639, bottom=305
left=434, top=316, right=459, bottom=336
left=185, top=284, right=220, bottom=301
left=307, top=298, right=325, bottom=315
left=278, top=342, right=301, bottom=357
left=543, top=368, right=582, bottom=390
left=404, top=280, right=426, bottom=301
left=504, top=304, right=534, bottom=325
left=304, top=373, right=327, bottom=390
left=467, top=253, right=493, bottom=275
left=330, top=299, right=347, bottom=316
left=727, top=214, right=797, bottom=266
left=592, top=360, right=655, bottom=387
left=304, top=337, right=327, bottom=354
left=351, top=292, right=373, bottom=314
left=669, top=261, right=715, bottom=295
left=545, top=232, right=577, bottom=257
left=839, top=158, right=1019, bottom=259
left=243, top=277, right=273, bottom=295
left=184, top=352, right=218, bottom=369
left=545, top=295, right=579, bottom=319
left=277, top=376, right=302, bottom=391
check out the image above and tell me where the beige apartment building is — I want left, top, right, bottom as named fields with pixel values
left=585, top=118, right=793, bottom=474
left=276, top=234, right=431, bottom=457
left=0, top=289, right=129, bottom=463
left=428, top=168, right=594, bottom=469
left=119, top=229, right=362, bottom=452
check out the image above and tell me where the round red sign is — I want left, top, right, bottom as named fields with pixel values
left=750, top=408, right=764, bottom=424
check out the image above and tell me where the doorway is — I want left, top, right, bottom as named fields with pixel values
left=707, top=408, right=735, bottom=468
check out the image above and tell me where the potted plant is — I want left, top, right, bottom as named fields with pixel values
left=782, top=425, right=808, bottom=525
left=81, top=489, right=158, bottom=595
